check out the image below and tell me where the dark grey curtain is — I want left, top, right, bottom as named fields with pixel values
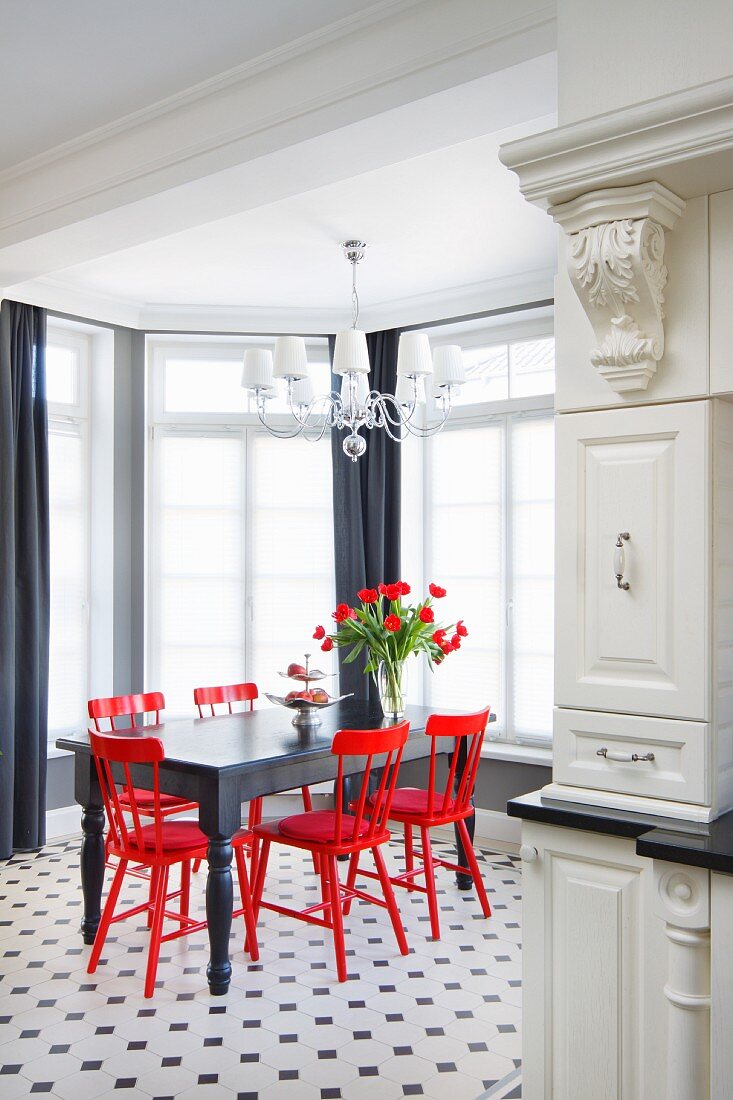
left=0, top=301, right=49, bottom=858
left=330, top=329, right=401, bottom=702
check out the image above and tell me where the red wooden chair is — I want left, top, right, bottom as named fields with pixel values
left=89, top=693, right=198, bottom=822
left=359, top=708, right=492, bottom=940
left=251, top=721, right=411, bottom=982
left=86, top=729, right=259, bottom=998
left=192, top=682, right=317, bottom=877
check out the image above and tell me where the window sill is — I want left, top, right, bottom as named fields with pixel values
left=482, top=740, right=552, bottom=767
left=47, top=745, right=73, bottom=760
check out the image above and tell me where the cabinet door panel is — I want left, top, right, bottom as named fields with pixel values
left=522, top=823, right=668, bottom=1100
left=556, top=402, right=708, bottom=719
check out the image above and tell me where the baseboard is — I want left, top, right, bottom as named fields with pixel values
left=46, top=804, right=81, bottom=841
left=433, top=809, right=521, bottom=854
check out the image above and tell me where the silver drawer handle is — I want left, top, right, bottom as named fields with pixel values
left=614, top=532, right=630, bottom=590
left=597, top=747, right=655, bottom=763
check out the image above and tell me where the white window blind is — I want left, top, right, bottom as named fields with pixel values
left=48, top=423, right=89, bottom=734
left=424, top=423, right=505, bottom=720
left=149, top=430, right=246, bottom=717
left=408, top=411, right=555, bottom=743
left=47, top=334, right=90, bottom=737
left=249, top=434, right=335, bottom=687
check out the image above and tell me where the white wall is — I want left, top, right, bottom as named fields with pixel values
left=558, top=0, right=733, bottom=125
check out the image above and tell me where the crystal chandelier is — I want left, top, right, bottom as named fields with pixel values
left=240, top=240, right=465, bottom=461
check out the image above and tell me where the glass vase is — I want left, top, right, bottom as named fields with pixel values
left=377, top=660, right=408, bottom=719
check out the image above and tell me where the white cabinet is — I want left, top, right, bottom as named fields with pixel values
left=521, top=821, right=668, bottom=1100
left=556, top=400, right=709, bottom=721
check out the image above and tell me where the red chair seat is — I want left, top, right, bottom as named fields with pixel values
left=279, top=810, right=370, bottom=844
left=374, top=787, right=456, bottom=818
left=131, top=820, right=250, bottom=853
left=120, top=787, right=192, bottom=811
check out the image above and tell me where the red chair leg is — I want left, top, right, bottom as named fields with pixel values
left=327, top=855, right=348, bottom=982
left=147, top=867, right=160, bottom=929
left=88, top=859, right=127, bottom=974
left=404, top=824, right=414, bottom=876
left=372, top=845, right=409, bottom=956
left=192, top=858, right=202, bottom=874
left=456, top=818, right=492, bottom=918
left=180, top=861, right=191, bottom=918
left=234, top=844, right=260, bottom=962
left=144, top=865, right=169, bottom=999
left=343, top=851, right=360, bottom=916
left=251, top=837, right=271, bottom=922
left=249, top=797, right=263, bottom=882
left=420, top=827, right=442, bottom=940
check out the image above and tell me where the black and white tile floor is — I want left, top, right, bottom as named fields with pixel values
left=0, top=836, right=522, bottom=1099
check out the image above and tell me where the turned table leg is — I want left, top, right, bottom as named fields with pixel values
left=75, top=757, right=106, bottom=945
left=205, top=836, right=234, bottom=995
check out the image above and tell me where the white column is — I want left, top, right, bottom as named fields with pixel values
left=654, top=863, right=711, bottom=1100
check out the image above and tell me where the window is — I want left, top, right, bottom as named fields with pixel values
left=147, top=339, right=336, bottom=717
left=47, top=328, right=90, bottom=737
left=406, top=323, right=555, bottom=744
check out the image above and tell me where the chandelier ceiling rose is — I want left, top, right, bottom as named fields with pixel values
left=341, top=239, right=368, bottom=264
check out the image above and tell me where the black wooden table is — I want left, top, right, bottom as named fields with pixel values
left=57, top=700, right=465, bottom=995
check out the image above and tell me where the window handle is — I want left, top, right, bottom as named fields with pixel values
left=506, top=598, right=513, bottom=625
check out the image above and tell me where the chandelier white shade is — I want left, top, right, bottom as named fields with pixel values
left=395, top=374, right=426, bottom=406
left=241, top=348, right=275, bottom=391
left=239, top=238, right=463, bottom=460
left=433, top=344, right=466, bottom=387
left=291, top=375, right=315, bottom=407
left=273, top=335, right=309, bottom=379
left=396, top=332, right=433, bottom=377
left=333, top=328, right=371, bottom=375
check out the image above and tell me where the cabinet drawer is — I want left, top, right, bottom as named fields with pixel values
left=554, top=708, right=709, bottom=805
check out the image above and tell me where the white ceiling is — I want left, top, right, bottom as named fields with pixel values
left=47, top=118, right=556, bottom=329
left=0, top=0, right=376, bottom=170
left=2, top=0, right=558, bottom=330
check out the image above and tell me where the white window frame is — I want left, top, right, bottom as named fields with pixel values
left=145, top=336, right=335, bottom=699
left=46, top=324, right=92, bottom=742
left=414, top=317, right=555, bottom=748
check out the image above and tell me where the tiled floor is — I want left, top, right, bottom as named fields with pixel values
left=0, top=835, right=522, bottom=1099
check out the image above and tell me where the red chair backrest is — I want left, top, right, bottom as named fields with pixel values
left=423, top=708, right=491, bottom=818
left=89, top=729, right=166, bottom=856
left=88, top=692, right=165, bottom=731
left=332, top=721, right=410, bottom=845
left=193, top=682, right=258, bottom=718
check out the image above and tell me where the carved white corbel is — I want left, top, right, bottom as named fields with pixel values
left=550, top=183, right=686, bottom=394
left=653, top=861, right=711, bottom=1100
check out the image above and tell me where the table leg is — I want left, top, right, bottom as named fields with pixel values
left=80, top=805, right=106, bottom=944
left=205, top=836, right=234, bottom=995
left=453, top=737, right=474, bottom=889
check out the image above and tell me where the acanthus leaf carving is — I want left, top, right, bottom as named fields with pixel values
left=550, top=184, right=685, bottom=396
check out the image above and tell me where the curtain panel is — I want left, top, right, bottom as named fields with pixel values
left=330, top=329, right=401, bottom=702
left=0, top=300, right=49, bottom=858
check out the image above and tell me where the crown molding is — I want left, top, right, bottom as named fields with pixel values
left=8, top=267, right=556, bottom=334
left=0, top=0, right=556, bottom=251
left=0, top=0, right=424, bottom=187
left=5, top=277, right=142, bottom=329
left=499, top=73, right=733, bottom=207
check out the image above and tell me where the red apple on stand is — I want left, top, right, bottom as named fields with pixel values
left=286, top=689, right=312, bottom=703
left=287, top=662, right=307, bottom=677
left=310, top=688, right=329, bottom=704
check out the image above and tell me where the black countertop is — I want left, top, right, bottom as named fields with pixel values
left=508, top=790, right=733, bottom=875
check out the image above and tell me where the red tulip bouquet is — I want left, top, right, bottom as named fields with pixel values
left=313, top=581, right=468, bottom=717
